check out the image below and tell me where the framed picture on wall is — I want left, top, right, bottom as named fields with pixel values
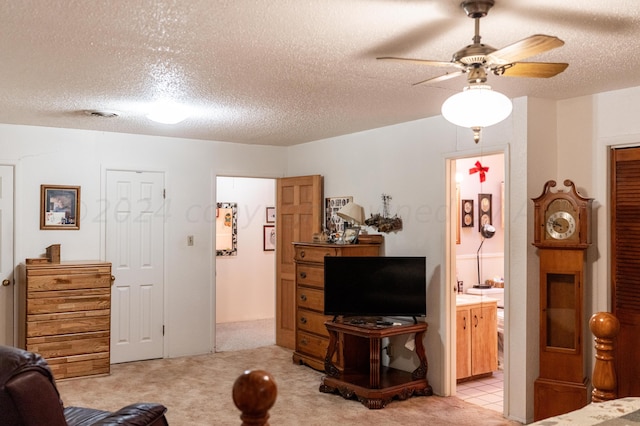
left=478, top=193, right=492, bottom=231
left=325, top=196, right=353, bottom=234
left=461, top=199, right=474, bottom=228
left=266, top=206, right=276, bottom=223
left=40, top=185, right=80, bottom=230
left=263, top=225, right=276, bottom=251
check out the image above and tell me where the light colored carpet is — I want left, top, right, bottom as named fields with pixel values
left=216, top=318, right=275, bottom=352
left=56, top=345, right=522, bottom=426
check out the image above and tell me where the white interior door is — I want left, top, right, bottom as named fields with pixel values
left=0, top=165, right=14, bottom=346
left=107, top=170, right=165, bottom=363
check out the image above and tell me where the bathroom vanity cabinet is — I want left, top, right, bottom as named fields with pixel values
left=456, top=295, right=498, bottom=381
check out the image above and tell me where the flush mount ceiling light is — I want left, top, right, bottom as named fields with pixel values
left=441, top=81, right=512, bottom=143
left=146, top=101, right=190, bottom=124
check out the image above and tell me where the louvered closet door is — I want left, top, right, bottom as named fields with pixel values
left=611, top=146, right=640, bottom=397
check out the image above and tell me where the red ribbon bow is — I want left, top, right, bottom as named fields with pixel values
left=469, top=161, right=489, bottom=183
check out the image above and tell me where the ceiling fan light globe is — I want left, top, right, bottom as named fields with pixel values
left=441, top=85, right=512, bottom=129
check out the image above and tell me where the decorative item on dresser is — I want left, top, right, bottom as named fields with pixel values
left=291, top=239, right=382, bottom=371
left=23, top=260, right=113, bottom=380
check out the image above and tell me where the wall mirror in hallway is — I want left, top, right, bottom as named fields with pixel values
left=216, top=202, right=237, bottom=256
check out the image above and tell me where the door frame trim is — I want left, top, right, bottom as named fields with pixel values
left=0, top=164, right=16, bottom=346
left=444, top=147, right=509, bottom=415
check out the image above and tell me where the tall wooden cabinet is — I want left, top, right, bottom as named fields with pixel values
left=456, top=298, right=497, bottom=381
left=291, top=241, right=382, bottom=371
left=24, top=261, right=113, bottom=380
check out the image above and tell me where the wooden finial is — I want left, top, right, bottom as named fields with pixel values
left=589, top=312, right=620, bottom=402
left=232, top=369, right=277, bottom=426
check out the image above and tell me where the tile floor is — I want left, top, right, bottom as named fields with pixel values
left=457, top=370, right=504, bottom=413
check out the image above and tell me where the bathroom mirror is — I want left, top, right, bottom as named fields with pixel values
left=216, top=202, right=237, bottom=256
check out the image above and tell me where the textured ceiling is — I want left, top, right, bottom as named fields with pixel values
left=1, top=0, right=639, bottom=146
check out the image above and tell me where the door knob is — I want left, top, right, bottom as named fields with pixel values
left=2, top=279, right=10, bottom=286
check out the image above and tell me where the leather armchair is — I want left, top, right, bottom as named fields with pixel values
left=0, top=345, right=169, bottom=426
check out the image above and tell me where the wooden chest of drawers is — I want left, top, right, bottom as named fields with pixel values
left=24, top=261, right=112, bottom=380
left=291, top=241, right=381, bottom=371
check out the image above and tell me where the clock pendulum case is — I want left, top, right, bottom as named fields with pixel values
left=531, top=179, right=593, bottom=421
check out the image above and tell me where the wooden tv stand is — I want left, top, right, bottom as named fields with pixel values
left=319, top=318, right=432, bottom=409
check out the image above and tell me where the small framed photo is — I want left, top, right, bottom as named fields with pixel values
left=40, top=185, right=81, bottom=230
left=461, top=199, right=474, bottom=228
left=342, top=227, right=360, bottom=244
left=325, top=196, right=353, bottom=234
left=263, top=225, right=276, bottom=251
left=478, top=193, right=492, bottom=231
left=266, top=206, right=276, bottom=223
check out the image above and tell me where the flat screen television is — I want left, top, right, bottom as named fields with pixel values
left=323, top=256, right=426, bottom=319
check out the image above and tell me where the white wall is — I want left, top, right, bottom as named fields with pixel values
left=286, top=109, right=530, bottom=420
left=216, top=176, right=276, bottom=323
left=0, top=124, right=287, bottom=358
left=558, top=85, right=640, bottom=387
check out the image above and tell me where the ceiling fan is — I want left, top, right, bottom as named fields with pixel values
left=378, top=0, right=569, bottom=87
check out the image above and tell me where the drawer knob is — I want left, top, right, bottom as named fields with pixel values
left=300, top=317, right=307, bottom=324
left=300, top=272, right=307, bottom=279
left=301, top=338, right=308, bottom=346
left=2, top=279, right=10, bottom=287
left=300, top=294, right=307, bottom=302
left=300, top=250, right=305, bottom=258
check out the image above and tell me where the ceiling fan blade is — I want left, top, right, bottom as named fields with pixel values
left=488, top=34, right=564, bottom=65
left=412, top=70, right=466, bottom=86
left=494, top=62, right=568, bottom=78
left=366, top=18, right=457, bottom=57
left=377, top=57, right=463, bottom=69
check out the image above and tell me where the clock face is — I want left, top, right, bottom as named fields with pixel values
left=533, top=180, right=592, bottom=248
left=546, top=211, right=576, bottom=240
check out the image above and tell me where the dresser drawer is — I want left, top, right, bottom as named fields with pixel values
left=296, top=330, right=329, bottom=360
left=27, top=269, right=112, bottom=292
left=27, top=313, right=110, bottom=337
left=294, top=246, right=339, bottom=263
left=297, top=309, right=331, bottom=337
left=27, top=288, right=110, bottom=314
left=296, top=264, right=324, bottom=288
left=27, top=331, right=110, bottom=358
left=297, top=286, right=324, bottom=312
left=47, top=352, right=110, bottom=380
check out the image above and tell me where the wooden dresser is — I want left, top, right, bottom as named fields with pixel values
left=24, top=260, right=113, bottom=380
left=291, top=241, right=382, bottom=371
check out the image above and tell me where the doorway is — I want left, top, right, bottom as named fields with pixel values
left=215, top=176, right=276, bottom=352
left=451, top=153, right=506, bottom=413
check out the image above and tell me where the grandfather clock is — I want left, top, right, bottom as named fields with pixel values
left=531, top=179, right=593, bottom=421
